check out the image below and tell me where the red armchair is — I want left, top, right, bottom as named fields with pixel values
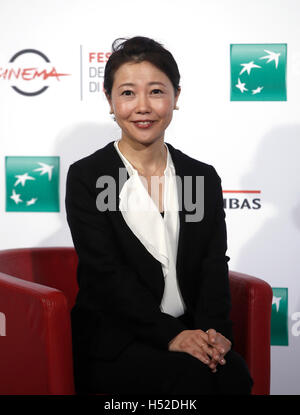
left=0, top=247, right=272, bottom=395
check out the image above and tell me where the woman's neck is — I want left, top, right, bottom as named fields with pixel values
left=118, top=138, right=167, bottom=176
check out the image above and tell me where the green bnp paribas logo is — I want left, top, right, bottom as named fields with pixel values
left=6, top=156, right=59, bottom=212
left=271, top=287, right=288, bottom=346
left=230, top=44, right=287, bottom=101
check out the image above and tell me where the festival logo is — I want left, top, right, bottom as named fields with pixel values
left=5, top=156, right=59, bottom=212
left=0, top=49, right=70, bottom=96
left=79, top=46, right=111, bottom=100
left=271, top=287, right=288, bottom=346
left=230, top=44, right=287, bottom=101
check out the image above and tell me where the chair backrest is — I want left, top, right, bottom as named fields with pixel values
left=228, top=270, right=272, bottom=395
left=0, top=247, right=78, bottom=311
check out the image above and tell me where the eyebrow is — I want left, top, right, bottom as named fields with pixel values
left=117, top=81, right=167, bottom=89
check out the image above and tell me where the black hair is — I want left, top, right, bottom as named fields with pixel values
left=104, top=36, right=180, bottom=97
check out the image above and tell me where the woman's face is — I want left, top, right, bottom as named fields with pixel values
left=106, top=60, right=180, bottom=147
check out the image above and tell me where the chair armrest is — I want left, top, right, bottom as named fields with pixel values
left=229, top=271, right=273, bottom=395
left=0, top=272, right=75, bottom=395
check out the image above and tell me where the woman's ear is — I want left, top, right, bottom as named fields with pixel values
left=174, top=86, right=181, bottom=109
left=104, top=90, right=114, bottom=114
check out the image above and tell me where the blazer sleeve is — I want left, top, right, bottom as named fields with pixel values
left=194, top=166, right=234, bottom=344
left=65, top=162, right=187, bottom=350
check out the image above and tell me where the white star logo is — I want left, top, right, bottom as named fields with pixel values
left=239, top=61, right=262, bottom=75
left=10, top=189, right=23, bottom=204
left=26, top=198, right=38, bottom=206
left=252, top=86, right=264, bottom=95
left=33, top=162, right=54, bottom=181
left=272, top=296, right=282, bottom=312
left=259, top=49, right=280, bottom=69
left=14, top=173, right=35, bottom=187
left=235, top=78, right=248, bottom=93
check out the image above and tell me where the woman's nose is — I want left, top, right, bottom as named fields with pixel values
left=135, top=93, right=151, bottom=113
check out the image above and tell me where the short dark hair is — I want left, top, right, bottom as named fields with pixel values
left=104, top=36, right=180, bottom=97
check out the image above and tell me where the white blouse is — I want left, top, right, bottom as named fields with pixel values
left=114, top=140, right=186, bottom=317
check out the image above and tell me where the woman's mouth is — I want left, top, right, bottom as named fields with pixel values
left=132, top=120, right=156, bottom=129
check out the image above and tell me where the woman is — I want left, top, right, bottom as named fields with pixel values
left=65, top=36, right=253, bottom=394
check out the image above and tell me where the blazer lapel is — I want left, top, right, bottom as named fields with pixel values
left=164, top=143, right=188, bottom=280
left=118, top=171, right=169, bottom=270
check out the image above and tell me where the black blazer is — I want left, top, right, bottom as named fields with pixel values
left=65, top=140, right=233, bottom=363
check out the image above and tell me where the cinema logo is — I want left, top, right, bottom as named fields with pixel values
left=80, top=46, right=111, bottom=99
left=0, top=49, right=70, bottom=96
left=223, top=190, right=261, bottom=210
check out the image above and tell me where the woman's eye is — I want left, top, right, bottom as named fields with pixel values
left=151, top=89, right=163, bottom=94
left=121, top=90, right=133, bottom=96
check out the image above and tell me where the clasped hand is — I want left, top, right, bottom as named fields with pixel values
left=168, top=329, right=232, bottom=372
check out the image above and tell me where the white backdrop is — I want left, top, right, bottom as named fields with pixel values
left=1, top=0, right=299, bottom=394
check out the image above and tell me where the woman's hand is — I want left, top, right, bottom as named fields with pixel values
left=168, top=329, right=232, bottom=372
left=205, top=329, right=232, bottom=370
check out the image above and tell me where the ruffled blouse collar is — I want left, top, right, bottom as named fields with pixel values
left=113, top=140, right=179, bottom=275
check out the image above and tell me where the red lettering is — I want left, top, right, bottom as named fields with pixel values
left=34, top=69, right=48, bottom=80
left=0, top=69, right=9, bottom=79
left=22, top=68, right=36, bottom=80
left=8, top=68, right=21, bottom=80
left=42, top=67, right=70, bottom=80
left=97, top=52, right=104, bottom=62
left=0, top=67, right=70, bottom=81
left=89, top=52, right=111, bottom=63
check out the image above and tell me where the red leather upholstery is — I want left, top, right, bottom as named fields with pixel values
left=0, top=247, right=77, bottom=395
left=229, top=271, right=272, bottom=395
left=0, top=247, right=272, bottom=395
